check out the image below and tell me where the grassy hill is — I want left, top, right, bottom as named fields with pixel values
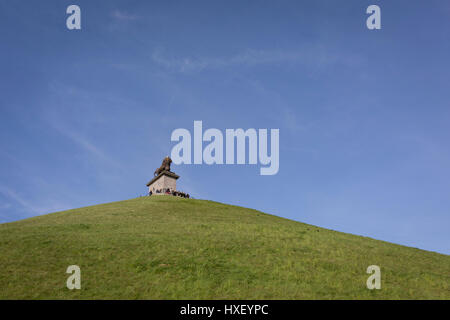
left=0, top=196, right=448, bottom=299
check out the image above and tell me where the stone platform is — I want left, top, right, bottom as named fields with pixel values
left=146, top=170, right=179, bottom=195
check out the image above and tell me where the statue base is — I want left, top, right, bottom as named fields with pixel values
left=146, top=170, right=179, bottom=195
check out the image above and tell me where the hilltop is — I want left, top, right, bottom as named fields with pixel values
left=0, top=196, right=448, bottom=299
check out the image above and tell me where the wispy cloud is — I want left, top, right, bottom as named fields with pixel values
left=51, top=123, right=121, bottom=168
left=41, top=84, right=122, bottom=170
left=0, top=185, right=40, bottom=213
left=151, top=46, right=365, bottom=73
left=0, top=203, right=12, bottom=210
left=0, top=184, right=74, bottom=219
left=111, top=9, right=139, bottom=21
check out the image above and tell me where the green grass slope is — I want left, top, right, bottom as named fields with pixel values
left=0, top=196, right=448, bottom=299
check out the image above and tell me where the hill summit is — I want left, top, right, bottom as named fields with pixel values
left=0, top=196, right=448, bottom=299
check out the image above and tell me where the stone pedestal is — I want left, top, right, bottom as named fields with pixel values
left=146, top=170, right=179, bottom=195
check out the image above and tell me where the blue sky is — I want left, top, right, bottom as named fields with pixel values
left=1, top=1, right=449, bottom=254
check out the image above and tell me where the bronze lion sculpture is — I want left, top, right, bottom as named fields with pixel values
left=154, top=156, right=172, bottom=176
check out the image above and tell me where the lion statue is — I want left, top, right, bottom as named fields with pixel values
left=154, top=156, right=172, bottom=176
